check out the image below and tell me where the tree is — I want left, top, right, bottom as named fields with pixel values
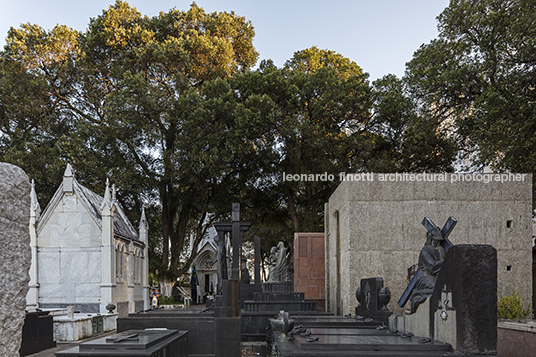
left=1, top=0, right=262, bottom=283
left=231, top=48, right=374, bottom=235
left=405, top=0, right=536, bottom=173
left=371, top=74, right=456, bottom=172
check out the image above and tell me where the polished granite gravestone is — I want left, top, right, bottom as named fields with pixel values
left=270, top=314, right=495, bottom=357
left=355, top=277, right=392, bottom=326
left=241, top=283, right=318, bottom=341
left=117, top=308, right=214, bottom=357
left=20, top=311, right=56, bottom=356
left=55, top=329, right=187, bottom=357
left=429, top=244, right=498, bottom=354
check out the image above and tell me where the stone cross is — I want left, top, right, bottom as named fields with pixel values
left=213, top=218, right=251, bottom=284
left=397, top=217, right=457, bottom=308
left=213, top=203, right=250, bottom=316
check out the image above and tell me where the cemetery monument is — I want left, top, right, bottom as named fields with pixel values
left=0, top=163, right=31, bottom=356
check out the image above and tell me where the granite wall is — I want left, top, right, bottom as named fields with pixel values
left=0, top=163, right=31, bottom=355
left=294, top=232, right=325, bottom=311
left=325, top=173, right=532, bottom=315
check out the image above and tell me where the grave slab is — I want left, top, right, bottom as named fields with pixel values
left=55, top=329, right=187, bottom=356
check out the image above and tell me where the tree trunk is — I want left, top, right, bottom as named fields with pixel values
left=161, top=185, right=170, bottom=268
left=172, top=206, right=190, bottom=273
left=287, top=188, right=301, bottom=232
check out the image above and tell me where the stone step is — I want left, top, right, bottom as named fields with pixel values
left=243, top=300, right=316, bottom=312
left=253, top=292, right=305, bottom=302
left=262, top=282, right=294, bottom=293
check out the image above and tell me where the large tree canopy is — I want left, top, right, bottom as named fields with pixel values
left=1, top=0, right=263, bottom=281
left=1, top=1, right=460, bottom=285
left=405, top=0, right=536, bottom=173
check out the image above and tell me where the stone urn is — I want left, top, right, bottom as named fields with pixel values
left=105, top=303, right=116, bottom=313
left=378, top=287, right=391, bottom=310
left=272, top=310, right=294, bottom=341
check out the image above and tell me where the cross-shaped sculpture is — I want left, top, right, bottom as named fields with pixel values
left=213, top=204, right=251, bottom=293
left=397, top=217, right=457, bottom=308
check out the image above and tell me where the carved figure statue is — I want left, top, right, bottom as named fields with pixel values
left=409, top=226, right=446, bottom=313
left=267, top=241, right=288, bottom=283
left=241, top=258, right=251, bottom=284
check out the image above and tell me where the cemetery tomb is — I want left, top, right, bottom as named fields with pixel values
left=55, top=329, right=187, bottom=357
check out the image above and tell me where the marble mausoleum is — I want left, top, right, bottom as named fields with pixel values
left=26, top=164, right=149, bottom=317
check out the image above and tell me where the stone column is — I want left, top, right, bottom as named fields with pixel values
left=27, top=179, right=41, bottom=310
left=254, top=235, right=261, bottom=284
left=100, top=180, right=116, bottom=314
left=139, top=207, right=150, bottom=311
left=0, top=163, right=31, bottom=356
left=127, top=241, right=135, bottom=313
left=215, top=203, right=241, bottom=357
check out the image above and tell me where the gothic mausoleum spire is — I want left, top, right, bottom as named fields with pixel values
left=30, top=179, right=41, bottom=219
left=101, top=178, right=112, bottom=211
left=63, top=163, right=74, bottom=193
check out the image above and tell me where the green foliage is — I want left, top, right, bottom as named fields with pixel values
left=159, top=296, right=178, bottom=305
left=497, top=289, right=532, bottom=320
left=1, top=0, right=260, bottom=283
left=405, top=0, right=536, bottom=176
left=0, top=1, right=461, bottom=286
left=371, top=74, right=456, bottom=172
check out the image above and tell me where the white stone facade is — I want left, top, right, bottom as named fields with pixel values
left=190, top=227, right=227, bottom=303
left=27, top=164, right=149, bottom=316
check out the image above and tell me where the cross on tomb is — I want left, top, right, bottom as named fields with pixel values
left=213, top=203, right=251, bottom=291
left=397, top=216, right=457, bottom=308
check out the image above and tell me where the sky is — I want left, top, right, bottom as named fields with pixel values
left=0, top=0, right=451, bottom=81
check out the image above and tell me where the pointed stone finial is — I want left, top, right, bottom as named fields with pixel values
left=63, top=164, right=74, bottom=193
left=139, top=206, right=148, bottom=230
left=101, top=178, right=111, bottom=211
left=64, top=163, right=73, bottom=177
left=112, top=184, right=116, bottom=202
left=30, top=179, right=41, bottom=218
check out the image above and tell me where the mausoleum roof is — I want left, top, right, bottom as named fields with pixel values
left=75, top=179, right=139, bottom=241
left=37, top=169, right=140, bottom=242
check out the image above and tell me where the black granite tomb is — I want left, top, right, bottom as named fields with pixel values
left=20, top=310, right=56, bottom=356
left=117, top=310, right=214, bottom=357
left=55, top=329, right=187, bottom=357
left=241, top=282, right=318, bottom=341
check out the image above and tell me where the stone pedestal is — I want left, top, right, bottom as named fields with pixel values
left=355, top=277, right=392, bottom=325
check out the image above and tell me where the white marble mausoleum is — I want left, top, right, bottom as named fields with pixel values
left=26, top=164, right=149, bottom=316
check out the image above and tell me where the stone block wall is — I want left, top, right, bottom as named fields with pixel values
left=325, top=173, right=532, bottom=315
left=294, top=233, right=325, bottom=311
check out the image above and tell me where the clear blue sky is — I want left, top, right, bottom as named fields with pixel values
left=0, top=0, right=450, bottom=81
